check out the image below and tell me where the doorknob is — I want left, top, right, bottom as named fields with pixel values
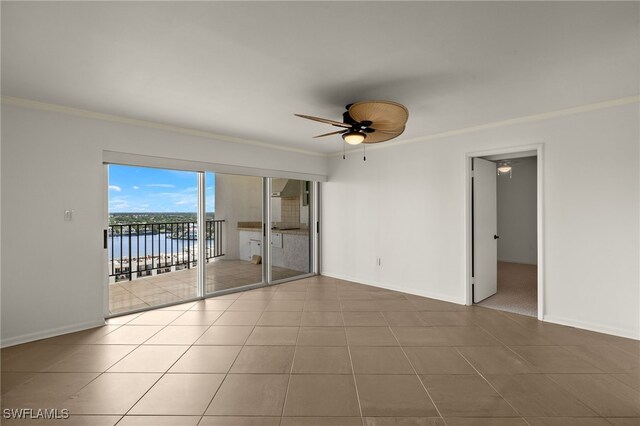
left=494, top=235, right=500, bottom=239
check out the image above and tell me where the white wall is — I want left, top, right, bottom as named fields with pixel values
left=322, top=103, right=639, bottom=339
left=214, top=174, right=263, bottom=260
left=497, top=156, right=537, bottom=264
left=0, top=104, right=326, bottom=346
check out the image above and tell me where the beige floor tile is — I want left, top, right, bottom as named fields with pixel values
left=421, top=311, right=474, bottom=326
left=563, top=345, right=640, bottom=373
left=355, top=374, right=439, bottom=417
left=265, top=300, right=305, bottom=311
left=229, top=345, right=295, bottom=373
left=1, top=372, right=99, bottom=409
left=350, top=346, right=414, bottom=374
left=304, top=301, right=341, bottom=311
left=206, top=374, right=289, bottom=416
left=297, top=327, right=347, bottom=346
left=245, top=326, right=299, bottom=345
left=284, top=374, right=360, bottom=416
left=292, top=346, right=353, bottom=374
left=129, top=373, right=224, bottom=415
left=524, top=418, right=612, bottom=426
left=1, top=344, right=83, bottom=372
left=605, top=419, right=640, bottom=425
left=392, top=327, right=450, bottom=346
left=127, top=310, right=184, bottom=325
left=456, top=346, right=539, bottom=374
left=382, top=311, right=427, bottom=326
left=283, top=417, right=363, bottom=426
left=2, top=416, right=122, bottom=425
left=160, top=301, right=198, bottom=310
left=346, top=327, right=398, bottom=346
left=410, top=298, right=467, bottom=312
left=167, top=346, right=239, bottom=373
left=189, top=299, right=234, bottom=310
left=375, top=300, right=420, bottom=311
left=510, top=346, right=603, bottom=373
left=301, top=311, right=344, bottom=326
left=214, top=310, right=262, bottom=325
left=106, top=313, right=142, bottom=325
left=39, top=325, right=121, bottom=345
left=94, top=326, right=163, bottom=345
left=108, top=345, right=189, bottom=372
left=363, top=418, right=445, bottom=426
left=44, top=345, right=136, bottom=372
left=612, top=371, right=640, bottom=391
left=143, top=325, right=209, bottom=345
left=481, top=324, right=553, bottom=346
left=200, top=417, right=281, bottom=425
left=117, top=416, right=201, bottom=426
left=403, top=347, right=476, bottom=374
left=421, top=374, right=518, bottom=417
left=340, top=300, right=379, bottom=311
left=485, top=374, right=596, bottom=417
left=64, top=373, right=161, bottom=414
left=272, top=291, right=308, bottom=300
left=437, top=326, right=502, bottom=346
left=548, top=373, right=640, bottom=417
left=1, top=372, right=36, bottom=395
left=170, top=310, right=223, bottom=325
left=257, top=311, right=302, bottom=326
left=444, top=419, right=527, bottom=426
left=195, top=326, right=253, bottom=345
left=342, top=311, right=388, bottom=326
left=227, top=300, right=271, bottom=311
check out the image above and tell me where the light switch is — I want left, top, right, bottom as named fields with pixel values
left=64, top=210, right=73, bottom=221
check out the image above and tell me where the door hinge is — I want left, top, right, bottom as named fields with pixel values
left=316, top=221, right=320, bottom=234
left=471, top=283, right=475, bottom=304
left=103, top=229, right=108, bottom=249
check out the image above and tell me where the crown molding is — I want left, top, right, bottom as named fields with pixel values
left=1, top=96, right=326, bottom=157
left=329, top=95, right=640, bottom=157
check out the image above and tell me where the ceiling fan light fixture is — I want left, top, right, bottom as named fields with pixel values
left=497, top=165, right=512, bottom=174
left=343, top=130, right=366, bottom=145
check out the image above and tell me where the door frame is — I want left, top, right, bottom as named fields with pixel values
left=464, top=143, right=545, bottom=320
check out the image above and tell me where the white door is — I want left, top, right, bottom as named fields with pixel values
left=473, top=158, right=498, bottom=302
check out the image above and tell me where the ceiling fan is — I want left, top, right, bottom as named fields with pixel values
left=295, top=100, right=409, bottom=145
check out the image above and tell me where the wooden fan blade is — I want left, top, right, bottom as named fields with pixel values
left=313, top=129, right=347, bottom=138
left=362, top=126, right=405, bottom=143
left=349, top=101, right=409, bottom=130
left=294, top=114, right=351, bottom=129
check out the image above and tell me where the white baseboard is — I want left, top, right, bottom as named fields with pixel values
left=1, top=319, right=107, bottom=348
left=320, top=271, right=466, bottom=305
left=543, top=314, right=639, bottom=340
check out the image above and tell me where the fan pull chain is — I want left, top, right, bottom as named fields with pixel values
left=343, top=140, right=346, bottom=160
left=363, top=143, right=366, bottom=161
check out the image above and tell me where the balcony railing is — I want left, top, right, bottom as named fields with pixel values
left=108, top=220, right=225, bottom=281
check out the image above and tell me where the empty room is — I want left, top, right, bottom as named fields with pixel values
left=1, top=2, right=639, bottom=426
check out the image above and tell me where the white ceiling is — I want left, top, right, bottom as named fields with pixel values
left=2, top=2, right=638, bottom=154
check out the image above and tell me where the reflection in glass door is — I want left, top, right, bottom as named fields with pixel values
left=204, top=172, right=264, bottom=294
left=270, top=179, right=313, bottom=282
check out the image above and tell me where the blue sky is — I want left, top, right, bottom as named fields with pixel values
left=108, top=165, right=215, bottom=213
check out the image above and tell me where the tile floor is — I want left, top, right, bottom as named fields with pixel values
left=2, top=275, right=639, bottom=425
left=109, top=259, right=303, bottom=315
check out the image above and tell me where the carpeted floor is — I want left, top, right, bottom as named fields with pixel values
left=478, top=261, right=537, bottom=317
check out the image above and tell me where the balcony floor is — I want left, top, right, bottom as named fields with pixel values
left=109, top=259, right=304, bottom=315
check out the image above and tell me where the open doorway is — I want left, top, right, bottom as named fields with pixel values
left=467, top=147, right=543, bottom=319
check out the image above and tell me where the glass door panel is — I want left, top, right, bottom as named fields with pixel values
left=205, top=172, right=264, bottom=294
left=270, top=179, right=313, bottom=281
left=107, top=165, right=199, bottom=315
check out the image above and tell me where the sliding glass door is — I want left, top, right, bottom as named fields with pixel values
left=107, top=165, right=199, bottom=315
left=204, top=172, right=264, bottom=295
left=269, top=179, right=314, bottom=282
left=106, top=165, right=318, bottom=317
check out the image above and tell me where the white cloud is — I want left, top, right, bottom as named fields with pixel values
left=146, top=184, right=175, bottom=188
left=132, top=186, right=140, bottom=190
left=109, top=185, right=121, bottom=192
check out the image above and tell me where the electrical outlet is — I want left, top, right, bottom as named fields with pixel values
left=64, top=210, right=74, bottom=221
